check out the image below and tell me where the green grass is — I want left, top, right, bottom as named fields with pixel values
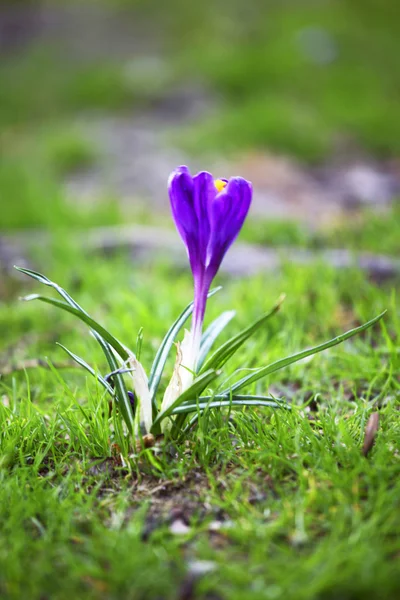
left=166, top=0, right=400, bottom=160
left=1, top=2, right=400, bottom=596
left=242, top=204, right=400, bottom=256
left=0, top=46, right=136, bottom=129
left=2, top=0, right=400, bottom=232
left=2, top=1, right=400, bottom=161
left=42, top=128, right=98, bottom=175
left=0, top=128, right=124, bottom=230
left=1, top=243, right=399, bottom=599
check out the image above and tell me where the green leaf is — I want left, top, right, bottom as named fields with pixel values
left=16, top=266, right=135, bottom=433
left=179, top=394, right=289, bottom=436
left=192, top=393, right=290, bottom=407
left=15, top=267, right=88, bottom=313
left=151, top=369, right=220, bottom=428
left=96, top=338, right=135, bottom=433
left=56, top=343, right=114, bottom=396
left=23, top=294, right=129, bottom=361
left=200, top=295, right=285, bottom=373
left=197, top=310, right=236, bottom=370
left=148, top=287, right=221, bottom=406
left=222, top=311, right=387, bottom=395
left=170, top=397, right=288, bottom=415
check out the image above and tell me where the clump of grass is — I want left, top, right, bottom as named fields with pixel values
left=12, top=257, right=384, bottom=455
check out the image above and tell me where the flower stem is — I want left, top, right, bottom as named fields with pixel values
left=191, top=275, right=211, bottom=371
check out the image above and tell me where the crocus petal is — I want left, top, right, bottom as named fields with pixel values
left=207, top=176, right=252, bottom=277
left=169, top=166, right=209, bottom=278
left=192, top=171, right=215, bottom=265
left=168, top=166, right=196, bottom=248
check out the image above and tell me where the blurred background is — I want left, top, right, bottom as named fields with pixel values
left=0, top=0, right=399, bottom=258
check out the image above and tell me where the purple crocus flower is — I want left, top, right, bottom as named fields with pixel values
left=168, top=165, right=252, bottom=385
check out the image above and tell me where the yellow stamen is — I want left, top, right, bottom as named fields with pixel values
left=214, top=179, right=227, bottom=193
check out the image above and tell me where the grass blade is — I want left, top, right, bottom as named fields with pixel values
left=170, top=397, right=286, bottom=415
left=56, top=343, right=115, bottom=396
left=179, top=395, right=289, bottom=436
left=192, top=393, right=290, bottom=407
left=200, top=295, right=285, bottom=373
left=223, top=311, right=387, bottom=395
left=16, top=266, right=135, bottom=432
left=15, top=267, right=89, bottom=313
left=23, top=294, right=129, bottom=360
left=148, top=300, right=193, bottom=405
left=148, top=287, right=221, bottom=405
left=197, top=310, right=236, bottom=370
left=97, top=338, right=134, bottom=433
